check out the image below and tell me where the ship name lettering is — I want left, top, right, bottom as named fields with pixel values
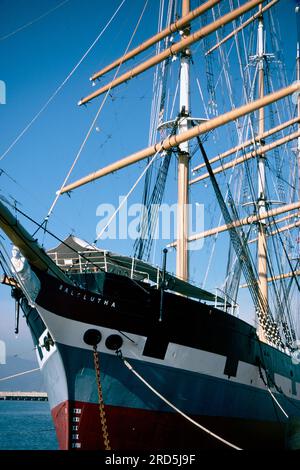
left=58, top=284, right=117, bottom=309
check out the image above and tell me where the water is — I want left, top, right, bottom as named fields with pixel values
left=0, top=401, right=58, bottom=450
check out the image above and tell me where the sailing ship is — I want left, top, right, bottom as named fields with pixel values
left=1, top=0, right=300, bottom=450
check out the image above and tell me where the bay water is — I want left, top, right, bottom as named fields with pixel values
left=0, top=400, right=57, bottom=450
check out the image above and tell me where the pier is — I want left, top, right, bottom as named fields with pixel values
left=0, top=391, right=48, bottom=401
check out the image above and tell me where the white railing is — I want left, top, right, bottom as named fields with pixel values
left=48, top=250, right=150, bottom=282
left=214, top=288, right=239, bottom=316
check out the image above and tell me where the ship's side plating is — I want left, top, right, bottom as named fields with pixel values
left=21, top=266, right=300, bottom=450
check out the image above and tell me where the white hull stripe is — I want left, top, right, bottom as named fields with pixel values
left=36, top=304, right=299, bottom=400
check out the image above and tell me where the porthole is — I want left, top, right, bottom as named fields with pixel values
left=83, top=329, right=102, bottom=346
left=105, top=334, right=123, bottom=351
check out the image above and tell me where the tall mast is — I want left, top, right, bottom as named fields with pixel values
left=297, top=5, right=300, bottom=198
left=257, top=3, right=267, bottom=341
left=176, top=0, right=190, bottom=281
left=296, top=5, right=300, bottom=281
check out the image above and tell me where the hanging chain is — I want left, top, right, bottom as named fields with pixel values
left=93, top=346, right=111, bottom=450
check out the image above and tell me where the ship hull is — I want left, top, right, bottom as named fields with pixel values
left=21, top=267, right=300, bottom=450
left=51, top=400, right=286, bottom=450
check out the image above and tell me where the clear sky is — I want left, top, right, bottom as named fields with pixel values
left=0, top=0, right=299, bottom=360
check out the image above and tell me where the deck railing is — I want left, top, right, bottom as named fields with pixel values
left=48, top=251, right=150, bottom=282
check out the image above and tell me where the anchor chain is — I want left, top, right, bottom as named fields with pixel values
left=93, top=345, right=111, bottom=450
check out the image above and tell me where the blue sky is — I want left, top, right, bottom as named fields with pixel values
left=0, top=0, right=161, bottom=357
left=0, top=0, right=299, bottom=359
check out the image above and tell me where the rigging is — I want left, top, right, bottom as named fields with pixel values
left=194, top=130, right=284, bottom=348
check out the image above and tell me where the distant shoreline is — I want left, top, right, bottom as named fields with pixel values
left=0, top=392, right=47, bottom=401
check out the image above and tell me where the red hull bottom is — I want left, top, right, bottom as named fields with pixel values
left=51, top=400, right=285, bottom=450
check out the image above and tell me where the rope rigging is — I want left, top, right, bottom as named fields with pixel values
left=0, top=0, right=70, bottom=42
left=196, top=112, right=298, bottom=347
left=0, top=368, right=40, bottom=382
left=94, top=144, right=168, bottom=244
left=44, top=0, right=149, bottom=228
left=0, top=203, right=152, bottom=300
left=194, top=130, right=284, bottom=348
left=133, top=0, right=176, bottom=261
left=200, top=9, right=218, bottom=117
left=117, top=350, right=242, bottom=450
left=272, top=211, right=300, bottom=336
left=0, top=0, right=127, bottom=164
left=257, top=362, right=289, bottom=419
left=198, top=0, right=262, bottom=298
left=212, top=1, right=299, bottom=346
left=264, top=64, right=286, bottom=202
left=133, top=150, right=173, bottom=260
left=265, top=236, right=296, bottom=346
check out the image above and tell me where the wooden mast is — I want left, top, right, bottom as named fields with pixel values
left=297, top=5, right=300, bottom=203
left=257, top=3, right=267, bottom=341
left=176, top=0, right=190, bottom=281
